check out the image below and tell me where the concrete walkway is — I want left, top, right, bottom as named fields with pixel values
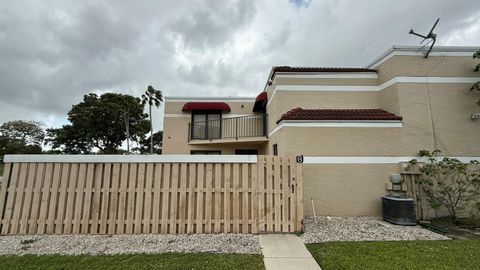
left=259, top=234, right=321, bottom=270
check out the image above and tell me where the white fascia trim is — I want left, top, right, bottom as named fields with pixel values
left=274, top=73, right=378, bottom=79
left=269, top=121, right=402, bottom=137
left=3, top=155, right=257, bottom=164
left=165, top=96, right=255, bottom=102
left=266, top=76, right=480, bottom=107
left=164, top=114, right=254, bottom=118
left=367, top=46, right=480, bottom=68
left=303, top=156, right=480, bottom=164
left=222, top=114, right=252, bottom=118
left=276, top=77, right=480, bottom=92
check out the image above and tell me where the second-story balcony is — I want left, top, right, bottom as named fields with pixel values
left=188, top=114, right=268, bottom=144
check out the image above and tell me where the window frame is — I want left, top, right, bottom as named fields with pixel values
left=190, top=110, right=222, bottom=140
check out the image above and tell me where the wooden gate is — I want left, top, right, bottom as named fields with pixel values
left=0, top=155, right=303, bottom=235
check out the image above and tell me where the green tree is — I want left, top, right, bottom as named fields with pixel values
left=0, top=120, right=44, bottom=158
left=409, top=150, right=480, bottom=223
left=133, top=131, right=163, bottom=154
left=471, top=50, right=480, bottom=93
left=141, top=85, right=163, bottom=154
left=46, top=93, right=150, bottom=154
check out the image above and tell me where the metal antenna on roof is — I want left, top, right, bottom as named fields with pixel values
left=409, top=18, right=439, bottom=58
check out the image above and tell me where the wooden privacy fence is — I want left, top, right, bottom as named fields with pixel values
left=0, top=155, right=303, bottom=235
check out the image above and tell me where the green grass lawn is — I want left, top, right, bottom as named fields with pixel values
left=0, top=163, right=3, bottom=176
left=307, top=240, right=480, bottom=270
left=0, top=253, right=265, bottom=270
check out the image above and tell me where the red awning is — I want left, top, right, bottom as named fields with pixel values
left=182, top=102, right=231, bottom=112
left=253, top=92, right=267, bottom=112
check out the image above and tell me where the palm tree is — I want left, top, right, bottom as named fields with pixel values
left=141, top=85, right=164, bottom=154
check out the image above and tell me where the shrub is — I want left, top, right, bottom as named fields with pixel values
left=409, top=150, right=480, bottom=222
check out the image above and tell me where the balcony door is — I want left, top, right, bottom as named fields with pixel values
left=191, top=111, right=221, bottom=140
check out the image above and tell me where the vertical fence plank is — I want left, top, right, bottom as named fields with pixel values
left=125, top=163, right=136, bottom=234
left=205, top=163, right=213, bottom=233
left=143, top=164, right=154, bottom=234
left=63, top=164, right=77, bottom=235
left=80, top=164, right=94, bottom=234
left=46, top=163, right=62, bottom=234
left=54, top=163, right=70, bottom=234
left=117, top=164, right=128, bottom=234
left=108, top=163, right=120, bottom=234
left=99, top=163, right=111, bottom=234
left=274, top=157, right=281, bottom=232
left=187, top=164, right=196, bottom=234
left=0, top=163, right=12, bottom=222
left=72, top=164, right=86, bottom=234
left=134, top=163, right=145, bottom=234
left=37, top=163, right=53, bottom=234
left=19, top=163, right=37, bottom=234
left=169, top=164, right=179, bottom=234
left=290, top=160, right=297, bottom=232
left=251, top=162, right=258, bottom=234
left=257, top=156, right=266, bottom=233
left=214, top=164, right=222, bottom=233
left=2, top=163, right=20, bottom=234
left=295, top=162, right=303, bottom=232
left=266, top=156, right=273, bottom=232
left=152, top=164, right=162, bottom=234
left=241, top=164, right=249, bottom=234
left=0, top=163, right=13, bottom=234
left=10, top=163, right=28, bottom=234
left=28, top=163, right=45, bottom=234
left=178, top=164, right=187, bottom=234
left=161, top=164, right=170, bottom=234
left=232, top=163, right=240, bottom=233
left=223, top=164, right=231, bottom=233
left=195, top=164, right=204, bottom=233
left=90, top=164, right=103, bottom=234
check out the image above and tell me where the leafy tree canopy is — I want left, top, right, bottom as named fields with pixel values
left=409, top=150, right=480, bottom=222
left=0, top=120, right=44, bottom=146
left=133, top=131, right=163, bottom=154
left=46, top=93, right=150, bottom=154
left=0, top=120, right=44, bottom=158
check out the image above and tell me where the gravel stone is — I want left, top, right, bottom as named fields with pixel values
left=302, top=216, right=450, bottom=243
left=0, top=234, right=261, bottom=255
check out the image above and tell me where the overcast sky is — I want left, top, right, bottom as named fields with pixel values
left=1, top=0, right=479, bottom=131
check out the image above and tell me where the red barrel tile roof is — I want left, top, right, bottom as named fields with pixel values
left=277, top=108, right=402, bottom=124
left=273, top=66, right=377, bottom=73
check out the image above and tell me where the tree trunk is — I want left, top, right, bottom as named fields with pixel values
left=150, top=105, right=153, bottom=154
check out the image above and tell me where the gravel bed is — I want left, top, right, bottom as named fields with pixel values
left=302, top=216, right=450, bottom=243
left=0, top=234, right=261, bottom=255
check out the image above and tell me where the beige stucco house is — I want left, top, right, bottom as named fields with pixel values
left=163, top=45, right=480, bottom=216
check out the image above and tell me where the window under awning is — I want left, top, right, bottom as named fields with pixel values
left=182, top=102, right=231, bottom=112
left=253, top=92, right=267, bottom=112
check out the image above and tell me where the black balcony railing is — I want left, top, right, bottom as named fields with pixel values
left=188, top=114, right=267, bottom=141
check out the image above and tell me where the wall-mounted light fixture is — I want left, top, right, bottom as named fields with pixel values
left=471, top=112, right=480, bottom=120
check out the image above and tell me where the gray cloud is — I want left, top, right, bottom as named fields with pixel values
left=0, top=0, right=479, bottom=131
left=169, top=0, right=256, bottom=50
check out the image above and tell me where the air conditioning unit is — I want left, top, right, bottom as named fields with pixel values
left=382, top=196, right=416, bottom=226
